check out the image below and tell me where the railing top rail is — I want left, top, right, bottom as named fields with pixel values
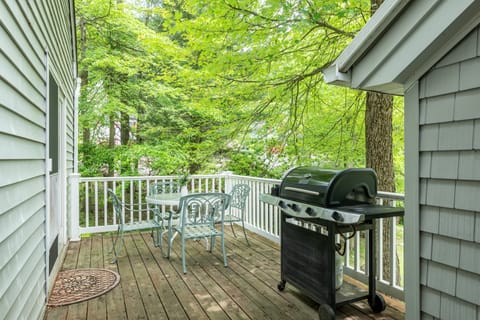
left=376, top=191, right=405, bottom=201
left=226, top=174, right=281, bottom=184
left=78, top=174, right=227, bottom=182
left=76, top=173, right=404, bottom=201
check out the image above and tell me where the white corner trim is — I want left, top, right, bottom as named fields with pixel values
left=404, top=81, right=421, bottom=319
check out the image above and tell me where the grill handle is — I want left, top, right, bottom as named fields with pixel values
left=284, top=187, right=320, bottom=196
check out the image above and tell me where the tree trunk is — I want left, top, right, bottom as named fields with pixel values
left=120, top=111, right=130, bottom=145
left=367, top=0, right=397, bottom=286
left=365, top=92, right=394, bottom=191
left=79, top=17, right=90, bottom=144
left=109, top=114, right=116, bottom=149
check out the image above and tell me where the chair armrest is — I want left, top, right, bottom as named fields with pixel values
left=122, top=202, right=150, bottom=213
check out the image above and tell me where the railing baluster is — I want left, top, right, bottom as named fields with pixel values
left=345, top=233, right=350, bottom=268
left=103, top=181, right=108, bottom=226
left=85, top=181, right=89, bottom=228
left=94, top=181, right=99, bottom=227
left=390, top=216, right=397, bottom=287
left=355, top=230, right=361, bottom=272
left=378, top=217, right=384, bottom=281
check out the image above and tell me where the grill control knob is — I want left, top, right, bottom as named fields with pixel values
left=290, top=203, right=300, bottom=212
left=305, top=207, right=315, bottom=216
left=278, top=200, right=287, bottom=209
left=331, top=211, right=344, bottom=222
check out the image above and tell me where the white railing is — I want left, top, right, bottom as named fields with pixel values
left=69, top=172, right=404, bottom=300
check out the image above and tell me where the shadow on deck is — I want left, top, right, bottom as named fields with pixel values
left=45, top=226, right=405, bottom=319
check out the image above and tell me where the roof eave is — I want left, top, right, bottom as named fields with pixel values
left=322, top=64, right=351, bottom=87
left=323, top=0, right=411, bottom=86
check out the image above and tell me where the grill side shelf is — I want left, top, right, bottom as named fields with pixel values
left=260, top=193, right=365, bottom=224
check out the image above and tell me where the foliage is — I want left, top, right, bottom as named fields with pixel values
left=76, top=0, right=405, bottom=192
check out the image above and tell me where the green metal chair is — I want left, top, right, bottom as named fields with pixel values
left=148, top=181, right=181, bottom=257
left=149, top=180, right=181, bottom=195
left=108, top=189, right=159, bottom=263
left=166, top=192, right=231, bottom=273
left=224, top=184, right=251, bottom=246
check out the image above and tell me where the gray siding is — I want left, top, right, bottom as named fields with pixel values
left=0, top=1, right=75, bottom=319
left=419, top=26, right=480, bottom=319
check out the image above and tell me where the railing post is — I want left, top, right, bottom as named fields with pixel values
left=222, top=171, right=234, bottom=194
left=69, top=173, right=81, bottom=241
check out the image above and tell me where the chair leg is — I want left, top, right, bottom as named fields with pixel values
left=152, top=227, right=161, bottom=247
left=209, top=236, right=215, bottom=252
left=230, top=222, right=237, bottom=237
left=159, top=229, right=167, bottom=257
left=111, top=227, right=124, bottom=264
left=241, top=220, right=250, bottom=246
left=221, top=235, right=228, bottom=267
left=167, top=227, right=173, bottom=258
left=181, top=238, right=187, bottom=274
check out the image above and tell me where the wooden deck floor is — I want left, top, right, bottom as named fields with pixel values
left=45, top=226, right=405, bottom=320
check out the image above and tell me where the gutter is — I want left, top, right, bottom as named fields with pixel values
left=323, top=0, right=411, bottom=86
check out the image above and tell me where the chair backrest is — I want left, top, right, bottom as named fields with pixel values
left=178, top=193, right=231, bottom=228
left=229, top=184, right=250, bottom=210
left=149, top=181, right=181, bottom=195
left=108, top=189, right=124, bottom=225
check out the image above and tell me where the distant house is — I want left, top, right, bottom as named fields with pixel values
left=0, top=1, right=78, bottom=319
left=324, top=0, right=480, bottom=319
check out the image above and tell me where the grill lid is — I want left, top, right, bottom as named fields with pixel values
left=279, top=166, right=377, bottom=207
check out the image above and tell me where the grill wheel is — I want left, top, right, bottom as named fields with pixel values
left=318, top=304, right=335, bottom=320
left=369, top=293, right=387, bottom=313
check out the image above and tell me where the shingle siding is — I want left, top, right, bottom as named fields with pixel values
left=419, top=25, right=480, bottom=317
left=456, top=270, right=480, bottom=305
left=426, top=261, right=457, bottom=296
left=473, top=120, right=480, bottom=149
left=476, top=213, right=480, bottom=243
left=454, top=88, right=480, bottom=121
left=460, top=58, right=480, bottom=91
left=420, top=124, right=439, bottom=151
left=424, top=179, right=455, bottom=208
left=438, top=208, right=475, bottom=241
left=420, top=206, right=440, bottom=234
left=454, top=180, right=480, bottom=212
left=458, top=151, right=480, bottom=180
left=420, top=152, right=432, bottom=177
left=440, top=293, right=477, bottom=320
left=421, top=286, right=441, bottom=318
left=424, top=95, right=455, bottom=124
left=424, top=63, right=460, bottom=98
left=430, top=151, right=458, bottom=179
left=438, top=121, right=474, bottom=151
left=431, top=235, right=460, bottom=268
left=459, top=241, right=480, bottom=274
left=420, top=232, right=433, bottom=259
left=436, top=29, right=478, bottom=68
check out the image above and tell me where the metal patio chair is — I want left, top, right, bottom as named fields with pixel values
left=224, top=184, right=251, bottom=246
left=108, top=189, right=159, bottom=263
left=165, top=192, right=231, bottom=273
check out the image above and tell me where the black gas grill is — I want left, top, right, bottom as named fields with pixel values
left=260, top=167, right=404, bottom=319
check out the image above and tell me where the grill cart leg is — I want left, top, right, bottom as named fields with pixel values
left=369, top=293, right=386, bottom=313
left=277, top=280, right=286, bottom=291
left=367, top=220, right=387, bottom=313
left=318, top=304, right=335, bottom=320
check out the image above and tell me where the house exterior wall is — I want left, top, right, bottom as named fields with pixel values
left=0, top=1, right=76, bottom=319
left=417, top=26, right=480, bottom=319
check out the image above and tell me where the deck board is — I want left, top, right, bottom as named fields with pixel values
left=45, top=226, right=405, bottom=320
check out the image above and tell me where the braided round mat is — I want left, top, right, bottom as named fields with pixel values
left=48, top=268, right=120, bottom=307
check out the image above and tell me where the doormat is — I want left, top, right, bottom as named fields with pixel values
left=48, top=268, right=120, bottom=307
